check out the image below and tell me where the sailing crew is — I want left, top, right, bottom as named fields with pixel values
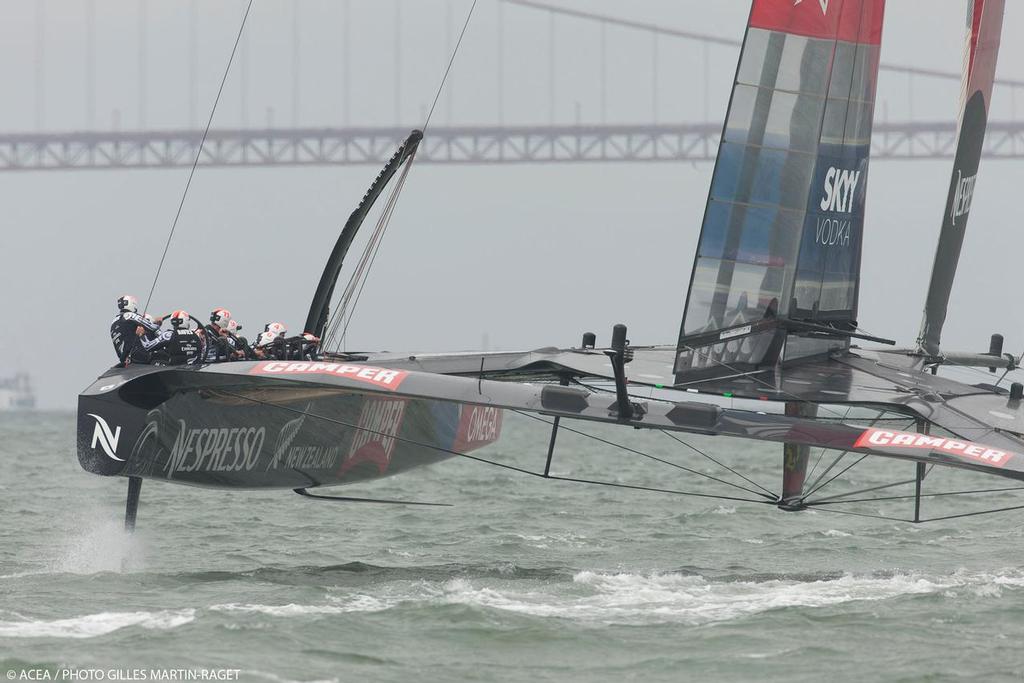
left=138, top=309, right=205, bottom=365
left=296, top=332, right=321, bottom=360
left=253, top=330, right=281, bottom=359
left=110, top=294, right=162, bottom=367
left=251, top=323, right=320, bottom=360
left=226, top=319, right=256, bottom=360
left=204, top=307, right=242, bottom=362
left=253, top=322, right=287, bottom=358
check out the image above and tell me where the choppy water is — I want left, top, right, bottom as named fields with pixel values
left=3, top=411, right=1024, bottom=682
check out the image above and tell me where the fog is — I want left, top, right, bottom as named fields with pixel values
left=1, top=1, right=1023, bottom=408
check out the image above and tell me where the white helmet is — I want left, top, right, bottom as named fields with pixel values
left=257, top=331, right=278, bottom=347
left=117, top=295, right=139, bottom=313
left=170, top=310, right=190, bottom=329
left=210, top=307, right=232, bottom=328
left=266, top=322, right=287, bottom=335
left=227, top=319, right=242, bottom=333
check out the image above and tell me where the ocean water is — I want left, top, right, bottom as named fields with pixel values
left=3, top=410, right=1024, bottom=682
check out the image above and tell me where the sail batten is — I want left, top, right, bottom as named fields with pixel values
left=675, top=0, right=885, bottom=382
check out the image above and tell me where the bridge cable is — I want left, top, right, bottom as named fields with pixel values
left=142, top=0, right=254, bottom=316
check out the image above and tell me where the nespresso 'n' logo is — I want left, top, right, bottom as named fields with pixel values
left=88, top=413, right=124, bottom=461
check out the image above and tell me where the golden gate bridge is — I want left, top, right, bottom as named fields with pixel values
left=4, top=0, right=1023, bottom=171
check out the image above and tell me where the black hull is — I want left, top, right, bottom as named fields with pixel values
left=77, top=363, right=502, bottom=490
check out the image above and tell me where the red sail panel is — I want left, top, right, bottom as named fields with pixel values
left=749, top=0, right=884, bottom=45
left=964, top=0, right=1003, bottom=109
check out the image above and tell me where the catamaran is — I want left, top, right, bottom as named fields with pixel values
left=78, top=0, right=1023, bottom=531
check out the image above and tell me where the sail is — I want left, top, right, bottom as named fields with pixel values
left=917, top=0, right=1005, bottom=357
left=674, top=0, right=885, bottom=381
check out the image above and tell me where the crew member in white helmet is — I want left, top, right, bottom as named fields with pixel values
left=110, top=294, right=162, bottom=366
left=204, top=307, right=242, bottom=362
left=138, top=310, right=205, bottom=365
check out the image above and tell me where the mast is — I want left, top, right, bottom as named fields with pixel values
left=304, top=129, right=423, bottom=338
left=917, top=0, right=1004, bottom=357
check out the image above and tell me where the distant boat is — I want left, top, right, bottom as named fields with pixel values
left=0, top=373, right=36, bottom=411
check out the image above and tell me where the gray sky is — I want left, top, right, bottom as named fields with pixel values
left=2, top=1, right=1024, bottom=408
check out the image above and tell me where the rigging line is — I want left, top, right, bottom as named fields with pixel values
left=805, top=463, right=939, bottom=505
left=326, top=0, right=475, bottom=349
left=321, top=156, right=412, bottom=351
left=323, top=188, right=394, bottom=347
left=337, top=154, right=415, bottom=349
left=142, top=0, right=253, bottom=316
left=800, top=415, right=916, bottom=496
left=510, top=408, right=776, bottom=500
left=804, top=477, right=922, bottom=505
left=804, top=448, right=829, bottom=487
left=806, top=485, right=1024, bottom=507
left=804, top=405, right=854, bottom=485
left=801, top=453, right=870, bottom=501
left=804, top=506, right=912, bottom=523
left=215, top=388, right=766, bottom=505
left=798, top=450, right=846, bottom=498
left=424, top=0, right=479, bottom=131
left=918, top=502, right=1024, bottom=523
left=331, top=158, right=411, bottom=350
left=544, top=474, right=774, bottom=506
left=659, top=429, right=777, bottom=499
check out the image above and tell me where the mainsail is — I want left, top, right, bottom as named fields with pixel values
left=674, top=0, right=885, bottom=381
left=917, top=0, right=1005, bottom=357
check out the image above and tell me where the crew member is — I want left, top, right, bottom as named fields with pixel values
left=294, top=332, right=321, bottom=360
left=110, top=294, right=162, bottom=366
left=204, top=307, right=241, bottom=362
left=253, top=330, right=281, bottom=359
left=139, top=309, right=205, bottom=365
left=226, top=319, right=256, bottom=360
left=254, top=322, right=287, bottom=357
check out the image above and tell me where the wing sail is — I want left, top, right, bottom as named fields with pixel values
left=917, top=0, right=1005, bottom=357
left=674, top=0, right=885, bottom=382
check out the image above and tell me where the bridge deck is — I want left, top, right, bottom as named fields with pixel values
left=1, top=122, right=1021, bottom=171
